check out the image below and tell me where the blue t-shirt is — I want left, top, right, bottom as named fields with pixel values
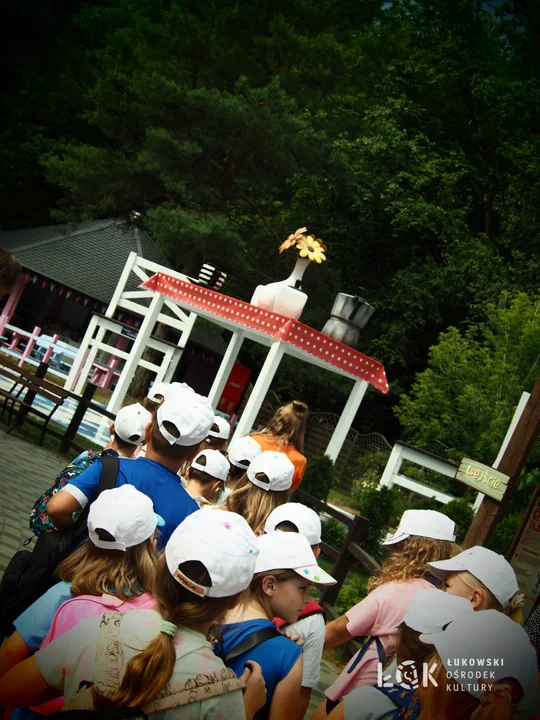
left=14, top=581, right=73, bottom=651
left=67, top=457, right=198, bottom=548
left=219, top=619, right=302, bottom=719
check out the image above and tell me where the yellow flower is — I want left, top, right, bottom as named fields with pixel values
left=279, top=226, right=308, bottom=254
left=296, top=235, right=327, bottom=264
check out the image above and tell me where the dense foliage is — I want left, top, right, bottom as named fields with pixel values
left=3, top=2, right=539, bottom=526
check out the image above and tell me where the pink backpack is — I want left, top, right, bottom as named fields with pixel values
left=32, top=591, right=155, bottom=714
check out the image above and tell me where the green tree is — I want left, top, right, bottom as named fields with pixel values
left=395, top=292, right=540, bottom=464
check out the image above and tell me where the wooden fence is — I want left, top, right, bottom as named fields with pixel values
left=0, top=356, right=114, bottom=453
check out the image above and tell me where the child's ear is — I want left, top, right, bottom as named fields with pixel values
left=470, top=588, right=485, bottom=610
left=144, top=422, right=153, bottom=444
left=261, top=575, right=276, bottom=596
left=109, top=422, right=115, bottom=436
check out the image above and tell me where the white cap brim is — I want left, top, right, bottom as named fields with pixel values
left=294, top=564, right=337, bottom=586
left=427, top=557, right=466, bottom=578
left=382, top=532, right=410, bottom=546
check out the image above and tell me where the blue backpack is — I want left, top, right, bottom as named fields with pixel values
left=29, top=450, right=103, bottom=534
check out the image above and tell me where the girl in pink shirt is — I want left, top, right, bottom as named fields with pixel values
left=311, top=509, right=460, bottom=719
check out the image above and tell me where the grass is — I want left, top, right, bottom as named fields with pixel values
left=328, top=486, right=358, bottom=514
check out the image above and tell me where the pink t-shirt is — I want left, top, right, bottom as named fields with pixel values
left=31, top=591, right=155, bottom=714
left=326, top=578, right=435, bottom=702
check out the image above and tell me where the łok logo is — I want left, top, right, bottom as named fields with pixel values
left=377, top=661, right=439, bottom=689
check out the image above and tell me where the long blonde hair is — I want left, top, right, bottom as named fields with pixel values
left=456, top=571, right=525, bottom=623
left=93, top=555, right=241, bottom=708
left=57, top=537, right=156, bottom=601
left=261, top=400, right=308, bottom=452
left=368, top=536, right=460, bottom=592
left=225, top=474, right=289, bottom=534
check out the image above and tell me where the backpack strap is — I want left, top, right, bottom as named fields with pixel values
left=71, top=453, right=120, bottom=538
left=220, top=626, right=282, bottom=664
left=347, top=635, right=387, bottom=674
left=62, top=611, right=245, bottom=712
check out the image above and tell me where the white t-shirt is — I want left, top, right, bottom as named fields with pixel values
left=285, top=613, right=325, bottom=688
left=35, top=609, right=246, bottom=720
left=343, top=686, right=399, bottom=720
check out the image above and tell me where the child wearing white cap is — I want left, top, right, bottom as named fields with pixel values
left=226, top=435, right=263, bottom=491
left=47, top=389, right=215, bottom=549
left=219, top=531, right=336, bottom=720
left=428, top=545, right=525, bottom=622
left=264, top=503, right=326, bottom=718
left=225, top=450, right=295, bottom=534
left=325, top=589, right=475, bottom=720
left=183, top=449, right=230, bottom=507
left=204, top=415, right=231, bottom=451
left=30, top=402, right=151, bottom=535
left=0, top=485, right=161, bottom=715
left=313, top=509, right=460, bottom=718
left=0, top=510, right=267, bottom=719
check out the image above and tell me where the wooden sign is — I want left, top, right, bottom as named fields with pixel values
left=507, top=487, right=540, bottom=621
left=455, top=458, right=509, bottom=502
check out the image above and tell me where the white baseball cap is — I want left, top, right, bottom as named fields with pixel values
left=228, top=435, right=262, bottom=469
left=383, top=509, right=456, bottom=546
left=264, top=502, right=322, bottom=545
left=88, top=485, right=165, bottom=552
left=165, top=509, right=258, bottom=597
left=247, top=451, right=294, bottom=492
left=403, top=588, right=474, bottom=635
left=147, top=381, right=170, bottom=403
left=428, top=546, right=519, bottom=607
left=208, top=415, right=231, bottom=441
left=256, top=531, right=336, bottom=585
left=420, top=610, right=537, bottom=698
left=114, top=402, right=152, bottom=446
left=191, top=449, right=230, bottom=482
left=157, top=395, right=215, bottom=447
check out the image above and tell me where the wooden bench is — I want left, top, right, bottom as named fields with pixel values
left=0, top=359, right=71, bottom=445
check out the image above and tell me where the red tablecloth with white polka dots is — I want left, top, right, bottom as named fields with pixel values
left=141, top=273, right=389, bottom=393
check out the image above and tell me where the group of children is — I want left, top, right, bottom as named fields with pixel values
left=0, top=380, right=538, bottom=720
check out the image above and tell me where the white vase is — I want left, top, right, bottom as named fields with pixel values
left=251, top=257, right=310, bottom=319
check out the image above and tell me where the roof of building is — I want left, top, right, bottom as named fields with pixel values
left=0, top=219, right=171, bottom=304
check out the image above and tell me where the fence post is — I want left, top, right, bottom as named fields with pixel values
left=43, top=333, right=60, bottom=364
left=60, top=382, right=97, bottom=453
left=14, top=361, right=49, bottom=427
left=18, top=326, right=41, bottom=368
left=320, top=514, right=369, bottom=609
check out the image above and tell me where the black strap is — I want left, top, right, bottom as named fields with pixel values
left=221, top=626, right=281, bottom=664
left=71, top=452, right=120, bottom=537
left=347, top=635, right=387, bottom=674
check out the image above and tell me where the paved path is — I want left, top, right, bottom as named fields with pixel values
left=0, top=428, right=66, bottom=578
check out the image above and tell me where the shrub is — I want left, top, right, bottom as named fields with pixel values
left=356, top=485, right=394, bottom=562
left=335, top=575, right=368, bottom=616
left=440, top=498, right=474, bottom=543
left=302, top=455, right=336, bottom=502
left=321, top=517, right=348, bottom=551
left=488, top=512, right=523, bottom=556
left=350, top=451, right=390, bottom=484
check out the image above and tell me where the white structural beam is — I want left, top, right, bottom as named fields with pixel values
left=324, top=379, right=369, bottom=462
left=64, top=314, right=99, bottom=391
left=232, top=341, right=285, bottom=441
left=106, top=292, right=165, bottom=413
left=472, top=390, right=531, bottom=512
left=208, top=331, right=245, bottom=408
